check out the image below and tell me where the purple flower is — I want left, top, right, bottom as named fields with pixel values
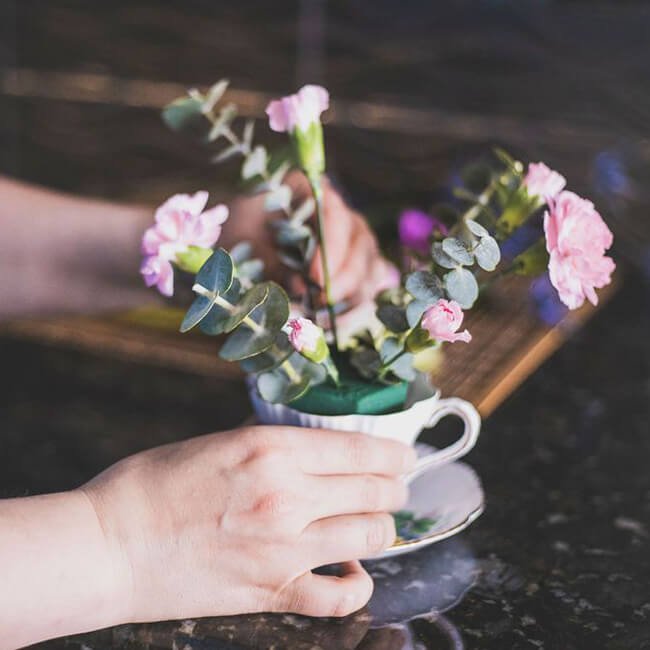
left=398, top=209, right=448, bottom=255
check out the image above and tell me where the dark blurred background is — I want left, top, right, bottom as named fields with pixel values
left=1, top=0, right=649, bottom=261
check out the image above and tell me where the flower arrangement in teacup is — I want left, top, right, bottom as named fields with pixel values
left=140, top=80, right=616, bottom=414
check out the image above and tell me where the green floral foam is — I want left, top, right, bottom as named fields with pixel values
left=290, top=377, right=408, bottom=416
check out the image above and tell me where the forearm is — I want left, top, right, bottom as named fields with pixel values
left=0, top=490, right=128, bottom=649
left=0, top=176, right=155, bottom=318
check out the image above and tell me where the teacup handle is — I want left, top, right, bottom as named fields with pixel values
left=404, top=397, right=481, bottom=484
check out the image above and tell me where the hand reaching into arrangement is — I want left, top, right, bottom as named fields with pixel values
left=1, top=425, right=415, bottom=647
left=225, top=172, right=397, bottom=309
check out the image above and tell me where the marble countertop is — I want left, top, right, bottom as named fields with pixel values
left=2, top=275, right=649, bottom=650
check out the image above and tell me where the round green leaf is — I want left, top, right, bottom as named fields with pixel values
left=239, top=332, right=293, bottom=374
left=432, top=242, right=459, bottom=269
left=201, top=283, right=269, bottom=336
left=376, top=304, right=409, bottom=333
left=265, top=185, right=292, bottom=212
left=380, top=338, right=416, bottom=382
left=405, top=271, right=444, bottom=302
left=473, top=235, right=501, bottom=272
left=442, top=237, right=474, bottom=266
left=406, top=299, right=430, bottom=328
left=242, top=146, right=267, bottom=180
left=180, top=295, right=214, bottom=333
left=465, top=219, right=489, bottom=238
left=195, top=248, right=234, bottom=294
left=443, top=268, right=479, bottom=309
left=219, top=282, right=290, bottom=361
left=162, top=97, right=205, bottom=132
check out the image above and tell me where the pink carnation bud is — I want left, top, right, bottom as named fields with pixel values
left=266, top=85, right=329, bottom=134
left=421, top=299, right=472, bottom=343
left=140, top=191, right=228, bottom=296
left=543, top=191, right=615, bottom=309
left=523, top=162, right=566, bottom=202
left=286, top=317, right=324, bottom=354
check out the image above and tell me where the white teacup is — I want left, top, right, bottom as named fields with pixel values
left=248, top=386, right=481, bottom=483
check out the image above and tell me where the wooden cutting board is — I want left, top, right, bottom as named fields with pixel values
left=0, top=276, right=618, bottom=417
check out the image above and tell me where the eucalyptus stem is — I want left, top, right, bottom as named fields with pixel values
left=378, top=348, right=408, bottom=378
left=197, top=287, right=301, bottom=383
left=310, top=176, right=339, bottom=350
left=461, top=176, right=500, bottom=224
left=281, top=359, right=301, bottom=383
left=212, top=114, right=318, bottom=318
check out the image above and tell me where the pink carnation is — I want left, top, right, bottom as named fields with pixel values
left=544, top=191, right=615, bottom=310
left=286, top=317, right=323, bottom=354
left=421, top=299, right=471, bottom=343
left=266, top=85, right=329, bottom=134
left=523, top=162, right=566, bottom=202
left=140, top=191, right=228, bottom=297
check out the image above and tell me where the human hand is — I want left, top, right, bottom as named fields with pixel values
left=224, top=173, right=396, bottom=307
left=80, top=425, right=415, bottom=622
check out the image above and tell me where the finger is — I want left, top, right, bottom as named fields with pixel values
left=309, top=204, right=356, bottom=286
left=274, top=561, right=373, bottom=617
left=305, top=474, right=408, bottom=520
left=302, top=513, right=397, bottom=566
left=330, top=224, right=379, bottom=302
left=287, top=428, right=417, bottom=477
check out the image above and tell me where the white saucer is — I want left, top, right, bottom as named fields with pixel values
left=370, top=443, right=485, bottom=559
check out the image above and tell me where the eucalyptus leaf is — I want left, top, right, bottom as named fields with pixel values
left=242, top=120, right=255, bottom=150
left=267, top=161, right=291, bottom=190
left=201, top=283, right=269, bottom=336
left=257, top=353, right=326, bottom=404
left=350, top=348, right=382, bottom=380
left=380, top=338, right=416, bottom=382
left=180, top=295, right=215, bottom=333
left=276, top=223, right=312, bottom=246
left=242, top=146, right=267, bottom=180
left=432, top=242, right=459, bottom=269
left=202, top=79, right=229, bottom=114
left=257, top=370, right=309, bottom=404
left=211, top=144, right=242, bottom=164
left=278, top=251, right=304, bottom=270
left=239, top=332, right=293, bottom=373
left=405, top=271, right=443, bottom=302
left=265, top=185, right=292, bottom=212
left=443, top=268, right=479, bottom=309
left=291, top=197, right=315, bottom=225
left=237, top=259, right=264, bottom=284
left=195, top=248, right=234, bottom=294
left=219, top=283, right=290, bottom=361
left=406, top=299, right=430, bottom=328
left=376, top=304, right=409, bottom=333
left=207, top=103, right=237, bottom=141
left=465, top=219, right=489, bottom=238
left=162, top=96, right=205, bottom=132
left=230, top=241, right=252, bottom=264
left=442, top=237, right=474, bottom=266
left=473, top=235, right=501, bottom=271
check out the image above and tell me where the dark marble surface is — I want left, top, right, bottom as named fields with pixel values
left=2, top=274, right=649, bottom=649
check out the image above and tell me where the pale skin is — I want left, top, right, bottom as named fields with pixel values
left=0, top=174, right=404, bottom=647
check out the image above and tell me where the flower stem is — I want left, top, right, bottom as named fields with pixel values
left=309, top=176, right=339, bottom=350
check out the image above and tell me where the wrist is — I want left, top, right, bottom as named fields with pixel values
left=74, top=487, right=135, bottom=627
